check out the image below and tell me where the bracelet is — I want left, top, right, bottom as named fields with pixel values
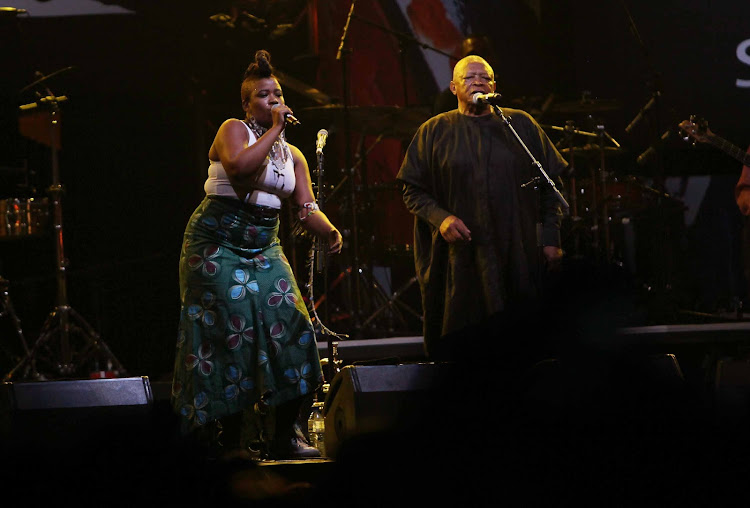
left=299, top=201, right=320, bottom=221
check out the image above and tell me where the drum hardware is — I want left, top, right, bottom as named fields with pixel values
left=300, top=104, right=431, bottom=144
left=324, top=132, right=386, bottom=203
left=306, top=9, right=452, bottom=339
left=18, top=66, right=75, bottom=94
left=5, top=78, right=126, bottom=381
left=568, top=121, right=623, bottom=264
left=550, top=113, right=639, bottom=268
left=556, top=120, right=591, bottom=255
left=548, top=94, right=621, bottom=115
left=554, top=121, right=602, bottom=215
left=360, top=274, right=421, bottom=332
left=0, top=197, right=50, bottom=237
left=308, top=10, right=433, bottom=338
left=0, top=275, right=31, bottom=372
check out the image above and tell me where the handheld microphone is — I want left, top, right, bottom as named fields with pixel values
left=472, top=92, right=503, bottom=105
left=285, top=113, right=301, bottom=126
left=272, top=104, right=301, bottom=126
left=316, top=129, right=328, bottom=155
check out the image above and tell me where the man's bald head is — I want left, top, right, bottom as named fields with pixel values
left=452, top=55, right=494, bottom=82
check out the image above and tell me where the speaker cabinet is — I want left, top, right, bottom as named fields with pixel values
left=322, top=362, right=452, bottom=458
left=0, top=376, right=154, bottom=450
left=714, top=357, right=750, bottom=423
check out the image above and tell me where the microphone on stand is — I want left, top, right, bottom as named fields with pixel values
left=316, top=129, right=328, bottom=155
left=472, top=92, right=503, bottom=105
left=315, top=128, right=328, bottom=273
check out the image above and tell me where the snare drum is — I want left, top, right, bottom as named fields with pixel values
left=0, top=197, right=50, bottom=237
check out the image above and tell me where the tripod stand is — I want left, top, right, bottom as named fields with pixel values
left=5, top=77, right=125, bottom=381
left=0, top=275, right=31, bottom=374
left=359, top=271, right=421, bottom=332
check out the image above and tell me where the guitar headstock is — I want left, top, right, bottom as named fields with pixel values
left=678, top=115, right=712, bottom=144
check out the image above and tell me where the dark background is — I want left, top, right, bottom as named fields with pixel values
left=0, top=0, right=748, bottom=381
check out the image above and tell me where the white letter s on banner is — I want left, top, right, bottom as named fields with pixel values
left=737, top=39, right=750, bottom=88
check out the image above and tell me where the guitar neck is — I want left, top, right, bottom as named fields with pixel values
left=706, top=133, right=750, bottom=166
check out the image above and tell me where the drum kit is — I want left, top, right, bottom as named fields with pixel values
left=0, top=68, right=126, bottom=381
left=541, top=97, right=683, bottom=282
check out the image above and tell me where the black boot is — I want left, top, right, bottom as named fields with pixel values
left=268, top=397, right=321, bottom=460
left=295, top=392, right=316, bottom=443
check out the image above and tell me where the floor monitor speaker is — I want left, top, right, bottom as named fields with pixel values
left=0, top=376, right=154, bottom=450
left=322, top=362, right=452, bottom=458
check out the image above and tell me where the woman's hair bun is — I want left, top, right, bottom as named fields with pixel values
left=244, top=49, right=273, bottom=80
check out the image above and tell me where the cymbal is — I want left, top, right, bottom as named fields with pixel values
left=542, top=124, right=599, bottom=139
left=300, top=104, right=431, bottom=140
left=559, top=145, right=625, bottom=157
left=275, top=68, right=333, bottom=106
left=550, top=98, right=621, bottom=115
left=19, top=66, right=76, bottom=94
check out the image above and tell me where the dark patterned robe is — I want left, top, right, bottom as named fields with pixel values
left=396, top=108, right=568, bottom=353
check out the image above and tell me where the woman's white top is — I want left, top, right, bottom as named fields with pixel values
left=204, top=120, right=295, bottom=208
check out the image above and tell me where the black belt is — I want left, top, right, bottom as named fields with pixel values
left=246, top=203, right=280, bottom=219
left=209, top=196, right=280, bottom=219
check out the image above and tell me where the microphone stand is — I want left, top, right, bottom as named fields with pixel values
left=315, top=145, right=329, bottom=322
left=492, top=105, right=568, bottom=211
left=493, top=105, right=567, bottom=295
left=336, top=0, right=363, bottom=336
left=308, top=139, right=348, bottom=385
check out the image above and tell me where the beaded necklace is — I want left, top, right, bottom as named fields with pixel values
left=245, top=116, right=289, bottom=189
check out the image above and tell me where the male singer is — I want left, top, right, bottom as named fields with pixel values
left=397, top=55, right=568, bottom=361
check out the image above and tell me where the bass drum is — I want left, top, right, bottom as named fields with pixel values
left=576, top=174, right=657, bottom=215
left=0, top=197, right=50, bottom=237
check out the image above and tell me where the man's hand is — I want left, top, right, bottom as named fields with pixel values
left=439, top=215, right=472, bottom=243
left=738, top=188, right=750, bottom=216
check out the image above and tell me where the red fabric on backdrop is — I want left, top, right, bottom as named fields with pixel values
left=313, top=1, right=464, bottom=250
left=406, top=0, right=463, bottom=55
